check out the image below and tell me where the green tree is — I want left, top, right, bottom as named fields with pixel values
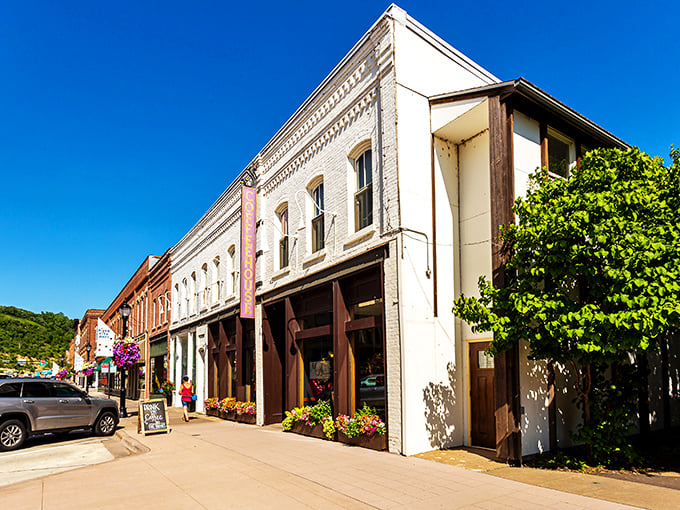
left=454, top=147, right=680, bottom=464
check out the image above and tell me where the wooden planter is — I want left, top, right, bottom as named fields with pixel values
left=289, top=421, right=330, bottom=440
left=337, top=431, right=387, bottom=451
left=236, top=414, right=256, bottom=424
left=220, top=410, right=237, bottom=421
left=205, top=408, right=219, bottom=417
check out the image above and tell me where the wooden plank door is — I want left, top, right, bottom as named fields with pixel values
left=470, top=341, right=496, bottom=449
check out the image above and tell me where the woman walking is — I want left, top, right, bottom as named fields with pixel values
left=179, top=376, right=195, bottom=422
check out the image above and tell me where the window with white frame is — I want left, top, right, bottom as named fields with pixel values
left=201, top=263, right=208, bottom=309
left=310, top=181, right=324, bottom=252
left=227, top=246, right=237, bottom=296
left=190, top=272, right=197, bottom=315
left=153, top=299, right=157, bottom=328
left=276, top=204, right=289, bottom=269
left=547, top=127, right=576, bottom=178
left=175, top=284, right=181, bottom=319
left=354, top=148, right=373, bottom=231
left=212, top=257, right=221, bottom=303
left=159, top=295, right=165, bottom=325
left=165, top=291, right=170, bottom=323
left=182, top=279, right=189, bottom=318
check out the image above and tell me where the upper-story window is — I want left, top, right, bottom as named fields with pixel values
left=174, top=284, right=181, bottom=319
left=212, top=257, right=221, bottom=303
left=276, top=205, right=289, bottom=269
left=152, top=300, right=157, bottom=328
left=182, top=279, right=189, bottom=318
left=201, top=263, right=209, bottom=310
left=354, top=148, right=373, bottom=231
left=227, top=246, right=237, bottom=296
left=310, top=181, right=324, bottom=253
left=547, top=127, right=575, bottom=178
left=190, top=272, right=197, bottom=315
left=164, top=291, right=170, bottom=323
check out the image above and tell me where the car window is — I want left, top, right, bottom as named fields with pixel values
left=22, top=382, right=54, bottom=398
left=53, top=383, right=83, bottom=398
left=0, top=383, right=21, bottom=397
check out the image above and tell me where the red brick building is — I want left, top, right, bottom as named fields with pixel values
left=147, top=249, right=172, bottom=396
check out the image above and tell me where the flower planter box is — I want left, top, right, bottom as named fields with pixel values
left=337, top=431, right=386, bottom=451
left=205, top=408, right=219, bottom=417
left=220, top=410, right=237, bottom=421
left=236, top=414, right=256, bottom=424
left=289, top=421, right=329, bottom=440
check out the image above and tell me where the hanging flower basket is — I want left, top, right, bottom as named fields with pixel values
left=81, top=361, right=97, bottom=378
left=112, top=336, right=141, bottom=369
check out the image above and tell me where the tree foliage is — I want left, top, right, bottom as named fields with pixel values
left=0, top=306, right=73, bottom=361
left=455, top=147, right=680, bottom=464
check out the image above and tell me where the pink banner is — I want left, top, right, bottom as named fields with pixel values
left=240, top=186, right=257, bottom=318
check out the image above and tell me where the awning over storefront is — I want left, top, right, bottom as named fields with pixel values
left=150, top=339, right=168, bottom=358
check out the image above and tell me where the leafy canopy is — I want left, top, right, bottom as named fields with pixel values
left=455, top=147, right=680, bottom=365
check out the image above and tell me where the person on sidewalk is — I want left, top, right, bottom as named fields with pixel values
left=179, top=376, right=195, bottom=422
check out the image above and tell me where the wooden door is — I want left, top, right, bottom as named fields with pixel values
left=262, top=302, right=285, bottom=424
left=470, top=341, right=495, bottom=449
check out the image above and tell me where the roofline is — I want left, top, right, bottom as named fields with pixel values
left=430, top=78, right=629, bottom=149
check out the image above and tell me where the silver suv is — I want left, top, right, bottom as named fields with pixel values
left=0, top=378, right=119, bottom=451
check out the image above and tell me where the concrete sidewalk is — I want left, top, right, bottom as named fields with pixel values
left=0, top=404, right=649, bottom=510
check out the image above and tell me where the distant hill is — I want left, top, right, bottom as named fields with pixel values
left=0, top=306, right=73, bottom=362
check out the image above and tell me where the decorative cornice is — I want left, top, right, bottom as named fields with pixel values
left=262, top=86, right=379, bottom=196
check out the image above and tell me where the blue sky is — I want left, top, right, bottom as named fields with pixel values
left=1, top=1, right=678, bottom=320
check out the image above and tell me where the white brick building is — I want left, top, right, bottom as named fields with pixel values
left=167, top=5, right=677, bottom=461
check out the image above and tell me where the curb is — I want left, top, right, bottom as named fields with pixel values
left=114, top=428, right=150, bottom=455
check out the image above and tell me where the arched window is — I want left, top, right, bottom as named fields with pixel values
left=227, top=246, right=237, bottom=296
left=308, top=179, right=324, bottom=252
left=182, top=278, right=189, bottom=318
left=190, top=272, right=197, bottom=315
left=212, top=257, right=221, bottom=303
left=165, top=291, right=170, bottom=323
left=353, top=148, right=373, bottom=231
left=175, top=283, right=181, bottom=320
left=201, top=263, right=209, bottom=310
left=276, top=203, right=289, bottom=269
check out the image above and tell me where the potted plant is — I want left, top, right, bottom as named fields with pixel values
left=219, top=397, right=237, bottom=420
left=235, top=401, right=256, bottom=424
left=204, top=398, right=219, bottom=417
left=161, top=380, right=175, bottom=406
left=335, top=403, right=386, bottom=451
left=282, top=401, right=335, bottom=440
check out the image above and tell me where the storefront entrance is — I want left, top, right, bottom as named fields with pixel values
left=261, top=261, right=385, bottom=425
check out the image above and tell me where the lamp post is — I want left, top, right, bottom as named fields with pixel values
left=85, top=343, right=92, bottom=394
left=118, top=299, right=132, bottom=418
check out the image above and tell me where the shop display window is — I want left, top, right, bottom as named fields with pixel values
left=352, top=328, right=385, bottom=417
left=302, top=336, right=333, bottom=407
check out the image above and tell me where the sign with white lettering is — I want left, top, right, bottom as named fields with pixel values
left=138, top=399, right=170, bottom=435
left=240, top=185, right=257, bottom=319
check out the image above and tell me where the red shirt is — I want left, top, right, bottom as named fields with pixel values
left=180, top=383, right=194, bottom=401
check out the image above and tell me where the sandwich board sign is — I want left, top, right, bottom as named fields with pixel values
left=138, top=399, right=170, bottom=435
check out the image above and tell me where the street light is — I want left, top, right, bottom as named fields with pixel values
left=118, top=299, right=132, bottom=418
left=85, top=343, right=92, bottom=394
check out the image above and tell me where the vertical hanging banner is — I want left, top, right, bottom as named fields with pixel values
left=240, top=185, right=257, bottom=318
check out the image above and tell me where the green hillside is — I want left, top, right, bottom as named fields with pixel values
left=0, top=306, right=73, bottom=362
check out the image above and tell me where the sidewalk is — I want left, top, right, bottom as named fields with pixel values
left=0, top=403, right=653, bottom=510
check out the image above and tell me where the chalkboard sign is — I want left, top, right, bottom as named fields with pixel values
left=138, top=399, right=170, bottom=435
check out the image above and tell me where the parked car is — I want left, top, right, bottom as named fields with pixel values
left=0, top=378, right=119, bottom=451
left=359, top=373, right=385, bottom=409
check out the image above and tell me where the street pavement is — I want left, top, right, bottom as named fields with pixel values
left=0, top=404, right=649, bottom=510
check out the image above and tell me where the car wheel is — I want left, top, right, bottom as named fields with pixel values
left=0, top=419, right=26, bottom=451
left=94, top=411, right=117, bottom=436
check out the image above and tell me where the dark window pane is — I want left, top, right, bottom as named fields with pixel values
left=22, top=382, right=53, bottom=398
left=312, top=214, right=324, bottom=252
left=302, top=336, right=333, bottom=406
left=53, top=383, right=83, bottom=398
left=0, top=383, right=21, bottom=398
left=548, top=132, right=572, bottom=178
left=354, top=184, right=373, bottom=231
left=279, top=236, right=289, bottom=269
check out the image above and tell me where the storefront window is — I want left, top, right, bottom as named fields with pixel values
left=302, top=336, right=333, bottom=407
left=298, top=311, right=331, bottom=330
left=353, top=328, right=384, bottom=416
